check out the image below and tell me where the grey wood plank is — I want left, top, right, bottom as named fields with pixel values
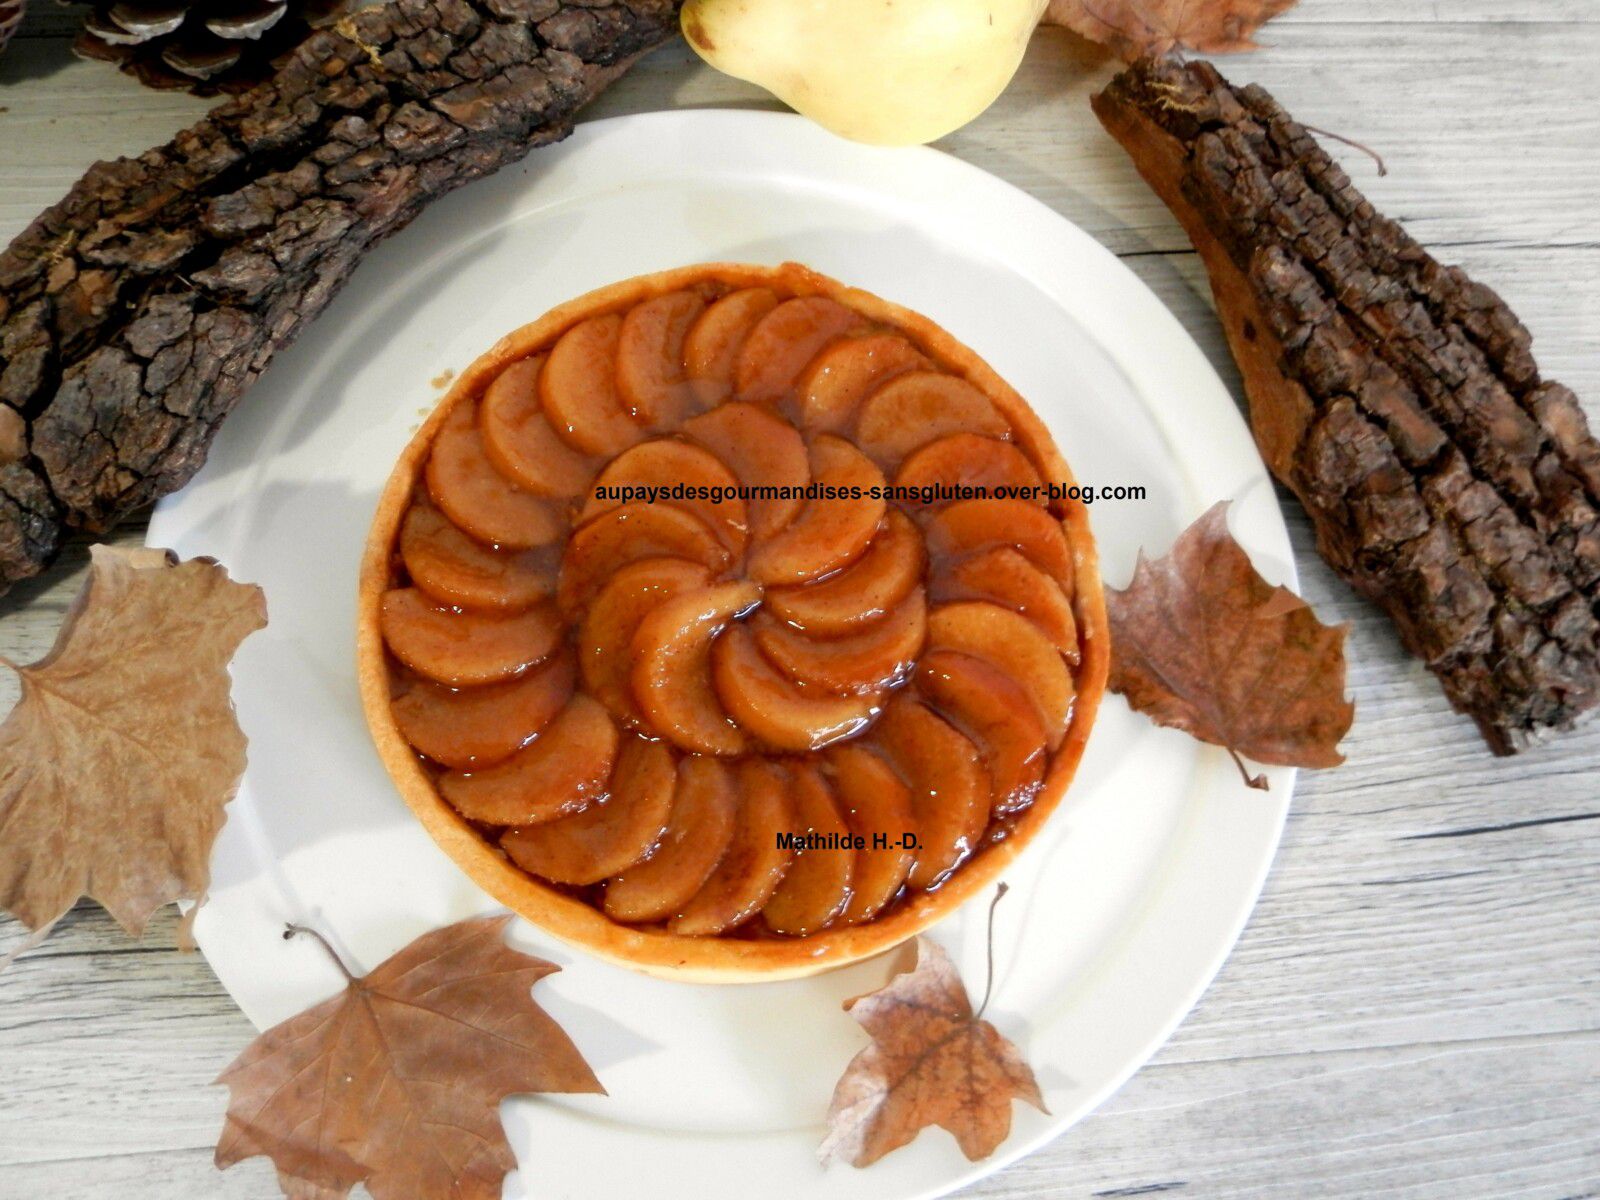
left=594, top=29, right=1600, bottom=257
left=6, top=0, right=1597, bottom=41
left=1275, top=1, right=1600, bottom=23
left=5, top=22, right=1600, bottom=255
left=0, top=909, right=253, bottom=1169
left=970, top=1033, right=1600, bottom=1200
left=994, top=26, right=1600, bottom=253
left=0, top=1151, right=278, bottom=1200
left=4, top=909, right=1597, bottom=1197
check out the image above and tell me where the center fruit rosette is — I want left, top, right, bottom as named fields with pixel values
left=358, top=263, right=1107, bottom=982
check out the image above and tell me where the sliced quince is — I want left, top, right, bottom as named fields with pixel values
left=390, top=649, right=576, bottom=769
left=580, top=557, right=715, bottom=725
left=747, top=435, right=886, bottom=585
left=438, top=694, right=618, bottom=826
left=927, top=601, right=1074, bottom=748
left=734, top=296, right=861, bottom=405
left=761, top=764, right=853, bottom=936
left=873, top=697, right=989, bottom=890
left=557, top=502, right=731, bottom=616
left=828, top=744, right=916, bottom=925
left=400, top=503, right=553, bottom=612
left=854, top=372, right=1010, bottom=467
left=500, top=736, right=675, bottom=885
left=670, top=760, right=796, bottom=935
left=616, top=290, right=707, bottom=428
left=710, top=624, right=875, bottom=751
left=918, top=649, right=1047, bottom=814
left=894, top=433, right=1044, bottom=501
left=794, top=333, right=926, bottom=434
left=933, top=545, right=1079, bottom=662
left=680, top=400, right=808, bottom=538
left=480, top=357, right=597, bottom=499
left=752, top=586, right=925, bottom=695
left=925, top=498, right=1075, bottom=588
left=380, top=588, right=560, bottom=687
left=764, top=509, right=924, bottom=635
left=605, top=756, right=738, bottom=923
left=683, top=287, right=779, bottom=407
left=578, top=439, right=749, bottom=556
left=631, top=581, right=761, bottom=755
left=425, top=401, right=564, bottom=549
left=541, top=313, right=643, bottom=456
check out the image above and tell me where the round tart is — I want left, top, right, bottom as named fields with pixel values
left=358, top=263, right=1108, bottom=982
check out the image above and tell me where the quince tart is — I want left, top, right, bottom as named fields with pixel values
left=358, top=263, right=1107, bottom=981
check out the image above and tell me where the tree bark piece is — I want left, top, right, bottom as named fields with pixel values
left=1094, top=58, right=1600, bottom=754
left=0, top=0, right=681, bottom=593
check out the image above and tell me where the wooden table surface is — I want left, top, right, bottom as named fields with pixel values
left=3, top=3, right=1599, bottom=1197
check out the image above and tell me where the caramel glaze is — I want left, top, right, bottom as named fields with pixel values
left=377, top=277, right=1089, bottom=939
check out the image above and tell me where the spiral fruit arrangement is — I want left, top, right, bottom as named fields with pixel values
left=359, top=263, right=1107, bottom=981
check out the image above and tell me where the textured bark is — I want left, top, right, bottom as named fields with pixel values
left=0, top=0, right=681, bottom=593
left=1094, top=58, right=1600, bottom=754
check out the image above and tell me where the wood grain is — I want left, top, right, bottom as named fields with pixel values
left=2, top=1, right=1599, bottom=1196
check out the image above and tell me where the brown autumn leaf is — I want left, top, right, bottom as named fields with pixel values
left=820, top=934, right=1044, bottom=1167
left=0, top=545, right=266, bottom=941
left=216, top=916, right=604, bottom=1200
left=1042, top=0, right=1299, bottom=62
left=1107, top=502, right=1353, bottom=788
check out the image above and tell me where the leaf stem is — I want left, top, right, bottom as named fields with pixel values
left=1227, top=748, right=1270, bottom=791
left=284, top=923, right=355, bottom=981
left=0, top=913, right=61, bottom=973
left=975, top=882, right=1009, bottom=1021
left=1300, top=123, right=1389, bottom=177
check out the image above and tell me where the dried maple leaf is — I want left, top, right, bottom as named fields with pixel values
left=820, top=915, right=1044, bottom=1168
left=1107, top=503, right=1352, bottom=787
left=216, top=916, right=604, bottom=1200
left=1042, top=0, right=1298, bottom=62
left=0, top=546, right=266, bottom=940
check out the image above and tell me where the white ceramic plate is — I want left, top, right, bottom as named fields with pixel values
left=148, top=109, right=1295, bottom=1200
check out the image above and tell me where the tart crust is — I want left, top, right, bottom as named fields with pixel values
left=358, top=262, right=1108, bottom=982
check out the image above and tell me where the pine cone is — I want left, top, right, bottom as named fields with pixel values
left=70, top=0, right=347, bottom=94
left=1, top=0, right=26, bottom=58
